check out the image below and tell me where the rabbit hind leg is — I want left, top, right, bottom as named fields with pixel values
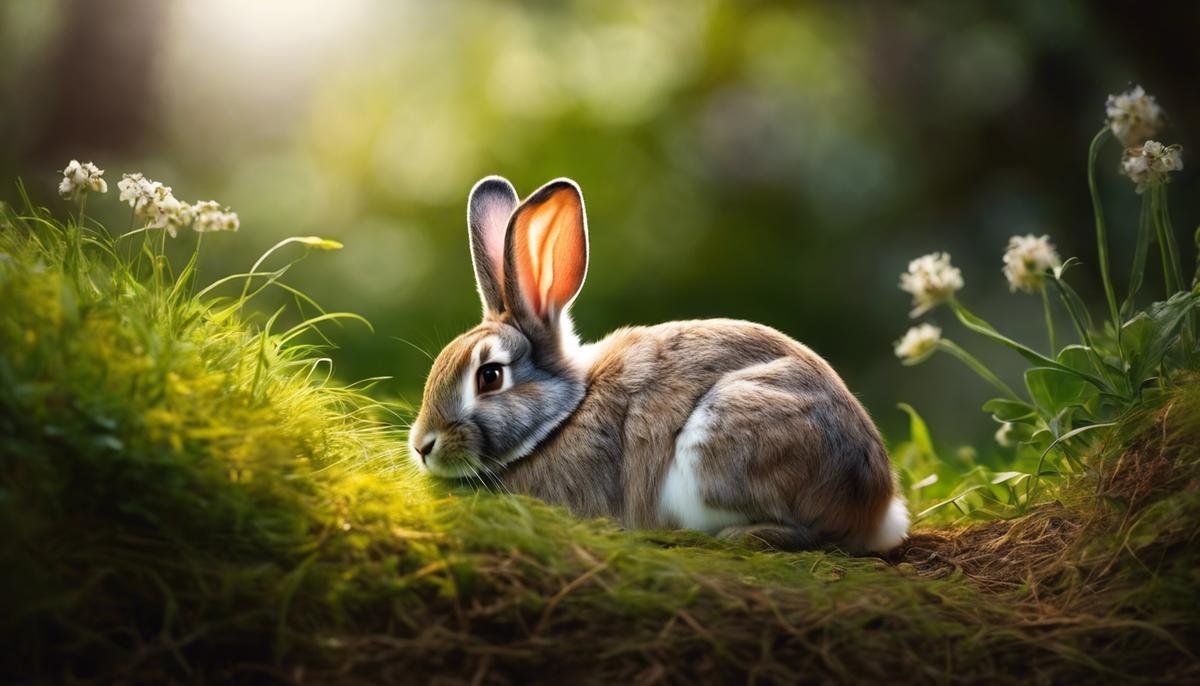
left=716, top=523, right=818, bottom=551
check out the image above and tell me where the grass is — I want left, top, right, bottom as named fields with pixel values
left=1, top=197, right=1199, bottom=684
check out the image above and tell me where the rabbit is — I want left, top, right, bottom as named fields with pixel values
left=408, top=175, right=909, bottom=553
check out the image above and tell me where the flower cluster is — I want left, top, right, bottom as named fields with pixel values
left=899, top=252, right=963, bottom=317
left=1105, top=85, right=1162, bottom=147
left=117, top=173, right=190, bottom=236
left=115, top=172, right=239, bottom=237
left=116, top=173, right=167, bottom=215
left=894, top=323, right=941, bottom=364
left=192, top=200, right=240, bottom=233
left=58, top=160, right=107, bottom=200
left=1002, top=234, right=1061, bottom=294
left=1120, top=140, right=1183, bottom=193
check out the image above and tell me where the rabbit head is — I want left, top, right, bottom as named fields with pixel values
left=409, top=176, right=591, bottom=479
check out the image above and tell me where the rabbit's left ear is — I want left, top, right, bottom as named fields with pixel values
left=504, top=178, right=589, bottom=331
left=468, top=176, right=519, bottom=316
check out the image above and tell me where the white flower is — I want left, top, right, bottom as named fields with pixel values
left=148, top=194, right=194, bottom=237
left=117, top=172, right=193, bottom=236
left=994, top=422, right=1016, bottom=448
left=1120, top=140, right=1183, bottom=193
left=1002, top=234, right=1061, bottom=293
left=894, top=323, right=942, bottom=364
left=117, top=173, right=165, bottom=214
left=1105, top=85, right=1162, bottom=147
left=58, top=160, right=107, bottom=200
left=899, top=252, right=963, bottom=317
left=191, top=200, right=240, bottom=233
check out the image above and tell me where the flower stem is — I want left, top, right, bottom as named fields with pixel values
left=1123, top=193, right=1153, bottom=315
left=1087, top=128, right=1122, bottom=339
left=155, top=226, right=168, bottom=298
left=73, top=196, right=87, bottom=287
left=1040, top=286, right=1057, bottom=354
left=237, top=236, right=326, bottom=307
left=1151, top=187, right=1174, bottom=294
left=950, top=298, right=1111, bottom=393
left=1153, top=185, right=1184, bottom=294
left=1155, top=186, right=1195, bottom=344
left=937, top=339, right=1022, bottom=400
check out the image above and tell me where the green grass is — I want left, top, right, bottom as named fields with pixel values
left=1, top=199, right=1198, bottom=684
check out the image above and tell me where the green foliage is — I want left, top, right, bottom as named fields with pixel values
left=898, top=120, right=1200, bottom=523
left=1, top=177, right=1198, bottom=682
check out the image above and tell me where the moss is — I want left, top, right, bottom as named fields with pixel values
left=1, top=208, right=1198, bottom=683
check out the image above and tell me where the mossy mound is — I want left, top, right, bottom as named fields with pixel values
left=1, top=212, right=1198, bottom=684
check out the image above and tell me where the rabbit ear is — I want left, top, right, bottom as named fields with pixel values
left=468, top=176, right=519, bottom=315
left=504, top=178, right=589, bottom=333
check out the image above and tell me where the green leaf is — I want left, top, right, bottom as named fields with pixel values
left=1048, top=272, right=1129, bottom=396
left=989, top=471, right=1032, bottom=486
left=1194, top=224, right=1200, bottom=286
left=915, top=484, right=988, bottom=520
left=997, top=420, right=1036, bottom=444
left=982, top=398, right=1036, bottom=423
left=1122, top=314, right=1154, bottom=357
left=1025, top=367, right=1088, bottom=416
left=1050, top=259, right=1095, bottom=333
left=1124, top=291, right=1200, bottom=387
left=953, top=301, right=1111, bottom=393
left=896, top=403, right=934, bottom=458
left=1025, top=421, right=1118, bottom=503
left=1122, top=194, right=1153, bottom=316
left=1055, top=345, right=1094, bottom=374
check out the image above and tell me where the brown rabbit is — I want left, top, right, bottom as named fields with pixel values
left=408, top=176, right=908, bottom=553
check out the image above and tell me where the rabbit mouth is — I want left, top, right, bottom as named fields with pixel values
left=423, top=449, right=486, bottom=481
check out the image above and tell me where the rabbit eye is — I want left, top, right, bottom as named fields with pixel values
left=476, top=363, right=504, bottom=394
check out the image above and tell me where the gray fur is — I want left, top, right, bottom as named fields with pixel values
left=410, top=321, right=585, bottom=479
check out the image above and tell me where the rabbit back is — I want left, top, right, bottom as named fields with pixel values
left=500, top=318, right=899, bottom=550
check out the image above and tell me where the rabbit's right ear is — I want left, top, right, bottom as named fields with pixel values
left=467, top=176, right=519, bottom=315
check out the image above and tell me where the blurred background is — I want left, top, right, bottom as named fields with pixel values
left=2, top=0, right=1197, bottom=447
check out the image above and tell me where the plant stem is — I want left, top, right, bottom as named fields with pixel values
left=155, top=227, right=168, bottom=299
left=191, top=232, right=202, bottom=299
left=239, top=237, right=317, bottom=307
left=71, top=197, right=87, bottom=289
left=937, top=339, right=1022, bottom=400
left=1150, top=187, right=1176, bottom=294
left=1154, top=185, right=1184, bottom=293
left=1040, top=286, right=1057, bottom=354
left=1156, top=186, right=1195, bottom=344
left=1087, top=128, right=1122, bottom=340
left=1047, top=268, right=1133, bottom=397
left=1123, top=193, right=1152, bottom=315
left=950, top=298, right=1111, bottom=393
left=1194, top=224, right=1200, bottom=289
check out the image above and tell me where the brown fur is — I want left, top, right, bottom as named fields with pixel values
left=498, top=319, right=894, bottom=547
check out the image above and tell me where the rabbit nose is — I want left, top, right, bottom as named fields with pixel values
left=416, top=435, right=437, bottom=462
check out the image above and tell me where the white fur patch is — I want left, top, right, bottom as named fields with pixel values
left=658, top=405, right=748, bottom=533
left=864, top=496, right=910, bottom=553
left=407, top=431, right=430, bottom=472
left=555, top=312, right=605, bottom=377
left=497, top=421, right=559, bottom=466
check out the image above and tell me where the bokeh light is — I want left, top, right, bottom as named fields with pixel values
left=2, top=0, right=1197, bottom=447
